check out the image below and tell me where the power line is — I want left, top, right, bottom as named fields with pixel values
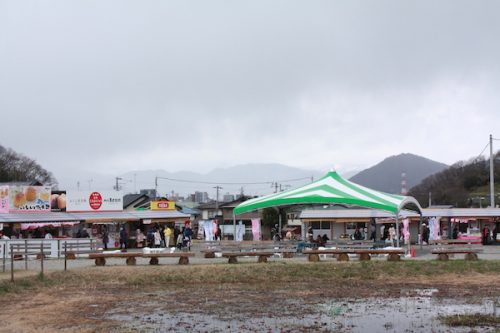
left=474, top=141, right=490, bottom=161
left=154, top=176, right=311, bottom=185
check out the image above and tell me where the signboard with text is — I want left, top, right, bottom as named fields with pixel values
left=8, top=186, right=51, bottom=212
left=66, top=191, right=123, bottom=212
left=150, top=200, right=176, bottom=210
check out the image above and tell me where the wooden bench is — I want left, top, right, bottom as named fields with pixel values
left=431, top=248, right=483, bottom=261
left=142, top=252, right=195, bottom=265
left=429, top=239, right=481, bottom=245
left=202, top=245, right=297, bottom=259
left=222, top=251, right=274, bottom=264
left=273, top=247, right=297, bottom=258
left=88, top=252, right=142, bottom=266
left=304, top=249, right=405, bottom=262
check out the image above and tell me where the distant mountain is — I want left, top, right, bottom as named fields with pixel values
left=119, top=164, right=325, bottom=199
left=349, top=153, right=448, bottom=194
left=409, top=152, right=500, bottom=208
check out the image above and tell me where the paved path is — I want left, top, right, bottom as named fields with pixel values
left=1, top=243, right=499, bottom=280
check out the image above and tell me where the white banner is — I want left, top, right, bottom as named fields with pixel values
left=66, top=191, right=123, bottom=212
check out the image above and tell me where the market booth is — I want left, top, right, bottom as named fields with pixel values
left=0, top=186, right=190, bottom=255
left=299, top=207, right=500, bottom=244
left=233, top=171, right=423, bottom=246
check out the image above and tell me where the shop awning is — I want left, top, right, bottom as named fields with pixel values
left=21, top=222, right=80, bottom=230
left=0, top=210, right=190, bottom=223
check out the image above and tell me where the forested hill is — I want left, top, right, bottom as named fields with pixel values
left=409, top=153, right=500, bottom=208
left=0, top=144, right=57, bottom=186
left=349, top=153, right=448, bottom=194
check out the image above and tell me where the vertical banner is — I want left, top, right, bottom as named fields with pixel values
left=251, top=218, right=261, bottom=241
left=0, top=186, right=9, bottom=213
left=236, top=221, right=244, bottom=241
left=429, top=217, right=441, bottom=240
left=212, top=220, right=219, bottom=240
left=402, top=218, right=410, bottom=241
left=204, top=220, right=213, bottom=241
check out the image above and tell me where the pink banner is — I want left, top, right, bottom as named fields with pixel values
left=251, top=218, right=261, bottom=241
left=402, top=218, right=410, bottom=241
left=0, top=186, right=8, bottom=213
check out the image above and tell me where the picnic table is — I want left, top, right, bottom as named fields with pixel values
left=429, top=239, right=483, bottom=260
left=303, top=248, right=405, bottom=262
left=222, top=251, right=275, bottom=264
left=88, top=251, right=195, bottom=266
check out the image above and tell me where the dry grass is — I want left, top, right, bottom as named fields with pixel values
left=438, top=314, right=500, bottom=327
left=0, top=261, right=499, bottom=332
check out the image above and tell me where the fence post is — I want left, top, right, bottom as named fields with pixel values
left=10, top=244, right=14, bottom=283
left=64, top=241, right=67, bottom=272
left=24, top=240, right=28, bottom=270
left=2, top=243, right=5, bottom=273
left=40, top=243, right=44, bottom=280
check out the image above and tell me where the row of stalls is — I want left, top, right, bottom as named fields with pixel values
left=0, top=210, right=191, bottom=249
left=299, top=207, right=500, bottom=244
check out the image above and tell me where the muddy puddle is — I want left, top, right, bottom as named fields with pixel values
left=106, top=289, right=499, bottom=332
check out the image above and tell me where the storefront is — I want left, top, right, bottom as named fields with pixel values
left=299, top=207, right=500, bottom=244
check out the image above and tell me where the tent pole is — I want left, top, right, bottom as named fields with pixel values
left=233, top=213, right=236, bottom=242
left=278, top=209, right=282, bottom=239
left=396, top=214, right=400, bottom=248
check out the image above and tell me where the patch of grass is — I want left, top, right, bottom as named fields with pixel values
left=1, top=260, right=500, bottom=297
left=438, top=314, right=500, bottom=327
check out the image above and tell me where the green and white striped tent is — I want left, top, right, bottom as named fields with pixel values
left=234, top=171, right=422, bottom=216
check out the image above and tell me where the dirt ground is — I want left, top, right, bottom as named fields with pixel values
left=0, top=264, right=499, bottom=332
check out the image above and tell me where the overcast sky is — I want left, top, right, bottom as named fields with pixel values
left=1, top=1, right=500, bottom=188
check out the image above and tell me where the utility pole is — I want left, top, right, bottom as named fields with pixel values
left=214, top=186, right=222, bottom=214
left=490, top=134, right=495, bottom=208
left=273, top=182, right=279, bottom=193
left=428, top=192, right=432, bottom=207
left=154, top=176, right=158, bottom=198
left=134, top=173, right=137, bottom=194
left=114, top=177, right=123, bottom=191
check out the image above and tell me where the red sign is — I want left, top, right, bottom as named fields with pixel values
left=89, top=192, right=103, bottom=210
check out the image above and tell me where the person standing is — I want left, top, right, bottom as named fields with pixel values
left=102, top=227, right=109, bottom=250
left=164, top=226, right=172, bottom=248
left=370, top=223, right=376, bottom=241
left=388, top=225, right=396, bottom=246
left=160, top=226, right=166, bottom=247
left=136, top=229, right=145, bottom=248
left=482, top=226, right=490, bottom=245
left=353, top=226, right=362, bottom=240
left=176, top=231, right=183, bottom=250
left=174, top=226, right=180, bottom=246
left=492, top=225, right=498, bottom=245
left=119, top=227, right=128, bottom=251
left=154, top=228, right=161, bottom=248
left=421, top=223, right=429, bottom=245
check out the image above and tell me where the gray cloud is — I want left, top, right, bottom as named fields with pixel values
left=1, top=0, right=500, bottom=187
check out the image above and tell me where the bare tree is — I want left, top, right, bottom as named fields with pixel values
left=0, top=144, right=57, bottom=186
